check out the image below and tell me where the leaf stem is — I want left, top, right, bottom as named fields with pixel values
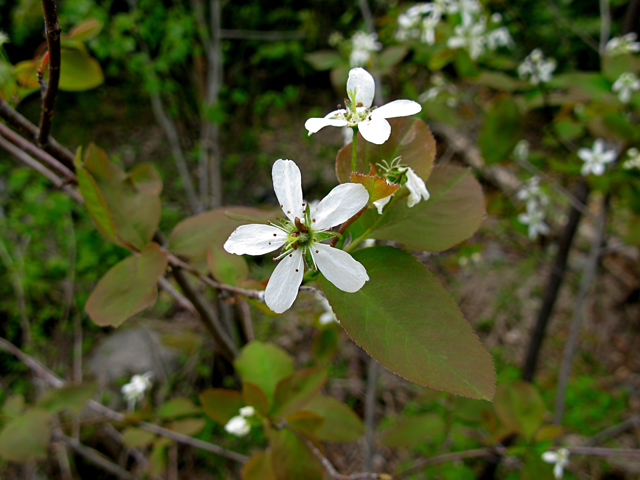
left=346, top=193, right=401, bottom=252
left=351, top=126, right=359, bottom=172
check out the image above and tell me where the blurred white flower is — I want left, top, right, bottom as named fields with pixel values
left=518, top=49, right=556, bottom=85
left=605, top=33, right=640, bottom=56
left=578, top=139, right=617, bottom=176
left=350, top=31, right=382, bottom=67
left=518, top=205, right=549, bottom=240
left=0, top=31, right=9, bottom=47
left=239, top=406, right=256, bottom=417
left=315, top=293, right=338, bottom=325
left=612, top=72, right=640, bottom=103
left=396, top=0, right=459, bottom=44
left=490, top=12, right=502, bottom=23
left=542, top=448, right=570, bottom=479
left=447, top=18, right=487, bottom=60
left=305, top=68, right=422, bottom=145
left=121, top=372, right=153, bottom=411
left=224, top=415, right=250, bottom=436
left=513, top=139, right=530, bottom=162
left=517, top=176, right=549, bottom=211
left=623, top=147, right=640, bottom=169
left=486, top=26, right=513, bottom=50
left=419, top=73, right=458, bottom=103
left=328, top=32, right=344, bottom=47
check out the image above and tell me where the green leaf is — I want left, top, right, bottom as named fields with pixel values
left=199, top=389, right=244, bottom=424
left=157, top=397, right=201, bottom=420
left=379, top=413, right=446, bottom=448
left=602, top=53, right=640, bottom=82
left=0, top=408, right=51, bottom=462
left=478, top=96, right=522, bottom=165
left=471, top=71, right=525, bottom=92
left=243, top=450, right=278, bottom=480
left=493, top=381, right=545, bottom=439
left=36, top=384, right=96, bottom=414
left=549, top=72, right=614, bottom=103
left=378, top=46, right=409, bottom=73
left=311, top=328, right=339, bottom=364
left=304, top=395, right=364, bottom=442
left=242, top=382, right=270, bottom=417
left=66, top=18, right=104, bottom=42
left=270, top=429, right=324, bottom=480
left=165, top=418, right=206, bottom=436
left=234, top=341, right=295, bottom=405
left=336, top=117, right=436, bottom=183
left=59, top=48, right=104, bottom=91
left=321, top=247, right=495, bottom=400
left=270, top=367, right=328, bottom=419
left=304, top=50, right=343, bottom=71
left=285, top=411, right=325, bottom=436
left=352, top=166, right=485, bottom=252
left=85, top=242, right=168, bottom=327
left=207, top=243, right=249, bottom=285
left=77, top=144, right=163, bottom=250
left=149, top=437, right=171, bottom=477
left=1, top=395, right=25, bottom=419
left=121, top=427, right=156, bottom=447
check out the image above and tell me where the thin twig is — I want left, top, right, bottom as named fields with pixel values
left=546, top=446, right=640, bottom=458
left=37, top=0, right=62, bottom=145
left=288, top=426, right=388, bottom=480
left=237, top=299, right=254, bottom=342
left=599, top=0, right=611, bottom=56
left=585, top=415, right=640, bottom=446
left=395, top=447, right=503, bottom=479
left=158, top=276, right=197, bottom=314
left=554, top=194, right=610, bottom=424
left=219, top=29, right=304, bottom=40
left=0, top=135, right=83, bottom=203
left=0, top=336, right=249, bottom=464
left=0, top=123, right=75, bottom=180
left=52, top=431, right=135, bottom=480
left=0, top=97, right=75, bottom=166
left=363, top=358, right=379, bottom=472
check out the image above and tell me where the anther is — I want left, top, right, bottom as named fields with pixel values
left=280, top=204, right=283, bottom=208
left=273, top=234, right=277, bottom=237
left=268, top=242, right=271, bottom=245
left=289, top=254, right=292, bottom=257
left=312, top=219, right=316, bottom=223
left=287, top=210, right=291, bottom=214
left=295, top=269, right=299, bottom=272
left=315, top=250, right=319, bottom=253
left=313, top=238, right=317, bottom=241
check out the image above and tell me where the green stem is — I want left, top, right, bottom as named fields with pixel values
left=346, top=193, right=402, bottom=253
left=351, top=126, right=358, bottom=172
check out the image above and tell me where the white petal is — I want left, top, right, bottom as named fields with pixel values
left=373, top=195, right=392, bottom=214
left=593, top=139, right=605, bottom=155
left=371, top=99, right=422, bottom=120
left=358, top=117, right=391, bottom=144
left=224, top=416, right=250, bottom=436
left=601, top=150, right=617, bottom=163
left=312, top=183, right=369, bottom=231
left=404, top=168, right=430, bottom=207
left=224, top=224, right=286, bottom=255
left=305, top=111, right=349, bottom=134
left=542, top=452, right=558, bottom=464
left=347, top=68, right=375, bottom=108
left=577, top=148, right=593, bottom=162
left=264, top=249, right=304, bottom=314
left=553, top=462, right=564, bottom=479
left=272, top=159, right=304, bottom=222
left=311, top=244, right=369, bottom=293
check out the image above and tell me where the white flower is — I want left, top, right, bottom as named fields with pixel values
left=350, top=31, right=382, bottom=67
left=373, top=166, right=430, bottom=213
left=316, top=293, right=338, bottom=325
left=623, top=147, right=640, bottom=169
left=578, top=139, right=617, bottom=176
left=518, top=49, right=556, bottom=85
left=606, top=33, right=640, bottom=56
left=224, top=415, right=250, bottom=436
left=517, top=177, right=549, bottom=213
left=513, top=139, right=530, bottom=162
left=490, top=12, right=502, bottom=23
left=0, top=31, right=9, bottom=47
left=447, top=18, right=487, bottom=60
left=542, top=448, right=570, bottom=479
left=486, top=26, right=513, bottom=50
left=612, top=72, right=640, bottom=103
left=121, top=372, right=153, bottom=411
left=518, top=205, right=549, bottom=240
left=224, top=160, right=370, bottom=314
left=305, top=68, right=422, bottom=145
left=239, top=406, right=255, bottom=417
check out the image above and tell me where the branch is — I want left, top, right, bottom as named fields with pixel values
left=363, top=358, right=379, bottom=472
left=585, top=415, right=640, bottom=446
left=552, top=446, right=640, bottom=459
left=0, top=135, right=83, bottom=204
left=288, top=426, right=389, bottom=480
left=0, top=336, right=249, bottom=464
left=0, top=97, right=75, bottom=167
left=554, top=194, right=610, bottom=424
left=599, top=0, right=611, bottom=56
left=38, top=0, right=62, bottom=145
left=219, top=29, right=304, bottom=41
left=52, top=431, right=135, bottom=480
left=394, top=448, right=503, bottom=479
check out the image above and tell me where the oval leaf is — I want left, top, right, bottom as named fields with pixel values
left=199, top=389, right=244, bottom=424
left=304, top=395, right=364, bottom=442
left=0, top=408, right=51, bottom=462
left=243, top=450, right=278, bottom=480
left=270, top=367, right=328, bottom=419
left=270, top=429, right=324, bottom=480
left=85, top=242, right=168, bottom=327
left=36, top=384, right=96, bottom=414
left=122, top=427, right=157, bottom=447
left=320, top=246, right=495, bottom=400
left=493, top=381, right=545, bottom=439
left=158, top=397, right=201, bottom=420
left=379, top=413, right=446, bottom=448
left=59, top=48, right=104, bottom=91
left=243, top=382, right=270, bottom=417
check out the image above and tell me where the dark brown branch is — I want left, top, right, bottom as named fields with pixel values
left=395, top=448, right=503, bottom=479
left=0, top=336, right=249, bottom=464
left=0, top=123, right=75, bottom=181
left=38, top=0, right=62, bottom=145
left=219, top=29, right=304, bottom=41
left=0, top=97, right=75, bottom=167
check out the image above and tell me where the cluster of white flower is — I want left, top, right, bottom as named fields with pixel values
left=373, top=157, right=430, bottom=213
left=623, top=147, right=640, bottom=170
left=418, top=73, right=459, bottom=106
left=542, top=448, right=570, bottom=479
left=605, top=33, right=640, bottom=56
left=578, top=139, right=617, bottom=176
left=349, top=31, right=382, bottom=68
left=612, top=72, right=640, bottom=103
left=517, top=176, right=550, bottom=240
left=121, top=372, right=153, bottom=411
left=518, top=49, right=556, bottom=85
left=224, top=406, right=256, bottom=437
left=395, top=0, right=512, bottom=59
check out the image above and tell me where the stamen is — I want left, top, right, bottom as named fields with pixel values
left=312, top=218, right=316, bottom=223
left=273, top=234, right=277, bottom=237
left=280, top=204, right=283, bottom=208
left=289, top=254, right=292, bottom=257
left=315, top=250, right=319, bottom=253
left=268, top=242, right=271, bottom=245
left=295, top=269, right=299, bottom=272
left=287, top=210, right=291, bottom=214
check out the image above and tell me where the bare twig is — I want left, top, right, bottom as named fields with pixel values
left=599, top=0, right=611, bottom=56
left=395, top=447, right=503, bottom=479
left=0, top=336, right=249, bottom=464
left=219, top=29, right=304, bottom=41
left=158, top=276, right=197, bottom=314
left=237, top=299, right=254, bottom=342
left=554, top=194, right=610, bottom=424
left=363, top=358, right=379, bottom=472
left=545, top=446, right=640, bottom=459
left=585, top=415, right=640, bottom=446
left=0, top=97, right=75, bottom=166
left=53, top=431, right=135, bottom=480
left=0, top=135, right=83, bottom=203
left=38, top=0, right=62, bottom=145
